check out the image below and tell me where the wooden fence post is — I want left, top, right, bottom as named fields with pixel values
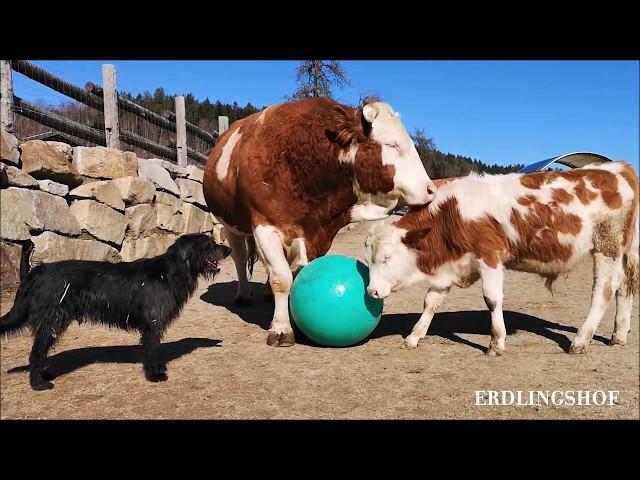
left=218, top=116, right=229, bottom=134
left=102, top=64, right=120, bottom=149
left=1, top=60, right=15, bottom=133
left=175, top=96, right=187, bottom=167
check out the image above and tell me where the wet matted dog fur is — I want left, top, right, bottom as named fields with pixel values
left=1, top=233, right=231, bottom=390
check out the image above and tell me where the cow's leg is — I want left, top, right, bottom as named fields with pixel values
left=612, top=289, right=633, bottom=346
left=402, top=287, right=450, bottom=349
left=253, top=225, right=295, bottom=347
left=479, top=261, right=506, bottom=356
left=570, top=253, right=620, bottom=354
left=226, top=231, right=252, bottom=306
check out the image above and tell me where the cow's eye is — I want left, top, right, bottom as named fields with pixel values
left=382, top=254, right=392, bottom=263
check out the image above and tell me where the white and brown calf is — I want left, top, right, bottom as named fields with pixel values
left=365, top=161, right=639, bottom=355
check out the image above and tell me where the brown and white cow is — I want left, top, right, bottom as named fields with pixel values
left=365, top=161, right=639, bottom=355
left=203, top=97, right=437, bottom=346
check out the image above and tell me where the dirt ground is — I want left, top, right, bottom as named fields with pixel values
left=1, top=220, right=638, bottom=419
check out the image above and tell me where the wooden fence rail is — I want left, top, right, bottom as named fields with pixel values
left=2, top=60, right=225, bottom=165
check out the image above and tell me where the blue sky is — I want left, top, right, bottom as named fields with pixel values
left=15, top=60, right=639, bottom=168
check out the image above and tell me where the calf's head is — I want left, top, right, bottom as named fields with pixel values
left=364, top=222, right=422, bottom=299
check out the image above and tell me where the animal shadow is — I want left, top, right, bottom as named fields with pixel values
left=200, top=281, right=339, bottom=347
left=7, top=337, right=221, bottom=379
left=373, top=310, right=610, bottom=353
left=201, top=281, right=608, bottom=352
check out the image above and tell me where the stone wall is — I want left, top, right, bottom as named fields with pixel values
left=0, top=130, right=222, bottom=289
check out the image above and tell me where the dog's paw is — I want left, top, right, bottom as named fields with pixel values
left=145, top=371, right=168, bottom=382
left=30, top=379, right=54, bottom=391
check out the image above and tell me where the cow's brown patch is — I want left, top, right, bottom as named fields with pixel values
left=353, top=142, right=395, bottom=194
left=574, top=178, right=598, bottom=205
left=517, top=194, right=538, bottom=206
left=552, top=188, right=573, bottom=204
left=509, top=201, right=582, bottom=264
left=520, top=172, right=555, bottom=190
left=520, top=168, right=622, bottom=209
left=398, top=198, right=508, bottom=273
left=583, top=170, right=622, bottom=209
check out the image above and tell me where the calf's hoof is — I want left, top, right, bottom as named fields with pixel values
left=267, top=330, right=295, bottom=347
left=401, top=337, right=419, bottom=349
left=609, top=336, right=626, bottom=347
left=568, top=344, right=587, bottom=354
left=485, top=346, right=504, bottom=357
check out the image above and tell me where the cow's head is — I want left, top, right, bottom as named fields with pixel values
left=332, top=101, right=436, bottom=221
left=364, top=222, right=424, bottom=299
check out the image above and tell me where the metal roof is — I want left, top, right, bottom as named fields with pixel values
left=519, top=152, right=613, bottom=173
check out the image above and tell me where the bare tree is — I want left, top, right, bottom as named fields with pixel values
left=290, top=60, right=350, bottom=100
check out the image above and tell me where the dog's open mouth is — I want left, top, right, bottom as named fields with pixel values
left=206, top=258, right=221, bottom=273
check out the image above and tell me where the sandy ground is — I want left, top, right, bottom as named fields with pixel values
left=1, top=220, right=638, bottom=419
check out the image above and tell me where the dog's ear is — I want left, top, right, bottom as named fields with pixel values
left=172, top=238, right=193, bottom=268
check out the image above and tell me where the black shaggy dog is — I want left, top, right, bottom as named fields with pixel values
left=0, top=233, right=231, bottom=390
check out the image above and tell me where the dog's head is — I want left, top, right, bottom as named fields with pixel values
left=168, top=234, right=232, bottom=279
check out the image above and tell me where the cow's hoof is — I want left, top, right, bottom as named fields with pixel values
left=609, top=337, right=626, bottom=347
left=485, top=347, right=504, bottom=357
left=568, top=344, right=587, bottom=354
left=401, top=338, right=419, bottom=349
left=233, top=296, right=252, bottom=307
left=267, top=331, right=296, bottom=347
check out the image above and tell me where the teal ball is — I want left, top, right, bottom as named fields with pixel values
left=289, top=255, right=383, bottom=347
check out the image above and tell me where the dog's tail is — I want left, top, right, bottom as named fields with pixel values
left=0, top=286, right=30, bottom=336
left=246, top=236, right=259, bottom=280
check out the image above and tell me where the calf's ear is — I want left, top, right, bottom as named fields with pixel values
left=403, top=227, right=431, bottom=247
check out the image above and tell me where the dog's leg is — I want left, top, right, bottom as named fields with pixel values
left=29, top=324, right=58, bottom=391
left=141, top=329, right=167, bottom=382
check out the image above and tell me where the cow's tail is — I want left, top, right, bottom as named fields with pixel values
left=622, top=203, right=639, bottom=298
left=246, top=236, right=259, bottom=280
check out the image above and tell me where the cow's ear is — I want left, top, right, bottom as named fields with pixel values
left=332, top=105, right=361, bottom=147
left=362, top=103, right=379, bottom=124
